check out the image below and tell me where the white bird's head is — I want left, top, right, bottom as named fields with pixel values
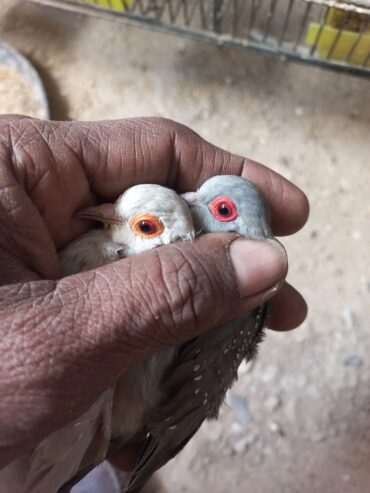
left=78, top=184, right=195, bottom=257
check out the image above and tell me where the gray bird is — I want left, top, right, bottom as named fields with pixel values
left=124, top=175, right=272, bottom=493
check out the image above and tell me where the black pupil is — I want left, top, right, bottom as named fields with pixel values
left=218, top=204, right=230, bottom=216
left=139, top=221, right=154, bottom=233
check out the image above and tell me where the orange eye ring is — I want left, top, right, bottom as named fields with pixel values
left=129, top=214, right=165, bottom=238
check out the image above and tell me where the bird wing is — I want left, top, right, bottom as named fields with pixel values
left=60, top=230, right=124, bottom=276
left=0, top=231, right=127, bottom=493
left=0, top=388, right=113, bottom=493
left=125, top=305, right=267, bottom=493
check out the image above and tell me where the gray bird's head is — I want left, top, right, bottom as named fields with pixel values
left=182, top=175, right=271, bottom=239
left=78, top=184, right=195, bottom=256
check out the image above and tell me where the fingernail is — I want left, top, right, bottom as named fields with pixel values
left=230, top=238, right=287, bottom=298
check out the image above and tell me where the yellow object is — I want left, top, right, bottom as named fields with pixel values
left=82, top=0, right=134, bottom=12
left=306, top=23, right=370, bottom=65
left=327, top=6, right=369, bottom=32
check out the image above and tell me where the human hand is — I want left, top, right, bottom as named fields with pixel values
left=0, top=116, right=308, bottom=468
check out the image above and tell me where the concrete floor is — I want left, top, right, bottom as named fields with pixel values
left=1, top=1, right=370, bottom=492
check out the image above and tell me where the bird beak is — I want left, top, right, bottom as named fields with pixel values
left=77, top=204, right=123, bottom=225
left=181, top=192, right=198, bottom=206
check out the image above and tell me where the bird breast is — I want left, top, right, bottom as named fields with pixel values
left=111, top=347, right=177, bottom=439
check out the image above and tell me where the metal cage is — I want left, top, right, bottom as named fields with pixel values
left=31, top=0, right=370, bottom=76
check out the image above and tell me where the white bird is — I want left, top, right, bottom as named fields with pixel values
left=0, top=184, right=195, bottom=493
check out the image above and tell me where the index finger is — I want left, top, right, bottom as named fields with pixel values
left=68, top=117, right=309, bottom=236
left=6, top=117, right=309, bottom=240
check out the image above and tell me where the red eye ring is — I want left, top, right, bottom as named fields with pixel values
left=208, top=196, right=238, bottom=222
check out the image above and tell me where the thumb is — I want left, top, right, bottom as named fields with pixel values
left=77, top=233, right=287, bottom=362
left=0, top=234, right=287, bottom=458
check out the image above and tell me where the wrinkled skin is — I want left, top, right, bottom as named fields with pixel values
left=0, top=117, right=309, bottom=470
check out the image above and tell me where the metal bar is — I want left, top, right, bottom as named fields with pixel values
left=302, top=0, right=370, bottom=16
left=220, top=0, right=236, bottom=35
left=135, top=0, right=144, bottom=15
left=247, top=0, right=259, bottom=40
left=152, top=0, right=167, bottom=20
left=309, top=5, right=330, bottom=56
left=144, top=0, right=160, bottom=16
left=345, top=18, right=369, bottom=63
left=278, top=0, right=294, bottom=47
left=293, top=1, right=312, bottom=52
left=125, top=0, right=133, bottom=11
left=363, top=51, right=370, bottom=67
left=199, top=0, right=207, bottom=29
left=263, top=0, right=278, bottom=43
left=30, top=0, right=370, bottom=77
left=326, top=11, right=349, bottom=60
left=183, top=0, right=188, bottom=25
left=231, top=0, right=238, bottom=37
left=236, top=0, right=249, bottom=38
left=133, top=0, right=144, bottom=15
left=181, top=0, right=198, bottom=26
left=185, top=0, right=200, bottom=26
left=121, top=0, right=129, bottom=10
left=211, top=0, right=224, bottom=33
left=167, top=0, right=183, bottom=23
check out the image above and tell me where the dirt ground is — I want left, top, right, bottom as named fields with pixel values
left=0, top=1, right=369, bottom=492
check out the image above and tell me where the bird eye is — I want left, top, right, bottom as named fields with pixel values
left=209, top=196, right=238, bottom=222
left=129, top=214, right=164, bottom=238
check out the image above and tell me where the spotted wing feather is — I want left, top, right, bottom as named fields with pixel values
left=125, top=304, right=267, bottom=493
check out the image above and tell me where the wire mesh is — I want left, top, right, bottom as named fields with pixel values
left=31, top=0, right=370, bottom=76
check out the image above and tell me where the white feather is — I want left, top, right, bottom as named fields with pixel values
left=0, top=389, right=113, bottom=493
left=60, top=230, right=124, bottom=275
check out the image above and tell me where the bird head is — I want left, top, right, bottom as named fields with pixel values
left=182, top=175, right=271, bottom=239
left=78, top=184, right=195, bottom=257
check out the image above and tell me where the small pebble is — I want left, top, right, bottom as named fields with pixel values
left=224, top=76, right=234, bottom=85
left=230, top=422, right=243, bottom=434
left=294, top=106, right=304, bottom=116
left=264, top=395, right=281, bottom=412
left=237, top=359, right=254, bottom=376
left=260, top=365, right=278, bottom=383
left=343, top=355, right=363, bottom=368
left=252, top=437, right=264, bottom=451
left=279, top=156, right=290, bottom=167
left=231, top=436, right=252, bottom=454
left=268, top=421, right=285, bottom=436
left=311, top=432, right=326, bottom=443
left=227, top=393, right=251, bottom=426
left=342, top=308, right=358, bottom=330
left=341, top=473, right=351, bottom=483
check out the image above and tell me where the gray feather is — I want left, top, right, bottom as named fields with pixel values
left=125, top=176, right=271, bottom=492
left=189, top=175, right=271, bottom=240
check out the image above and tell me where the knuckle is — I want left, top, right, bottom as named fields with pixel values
left=130, top=243, right=227, bottom=344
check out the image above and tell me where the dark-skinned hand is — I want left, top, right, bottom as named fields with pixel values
left=0, top=116, right=309, bottom=470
